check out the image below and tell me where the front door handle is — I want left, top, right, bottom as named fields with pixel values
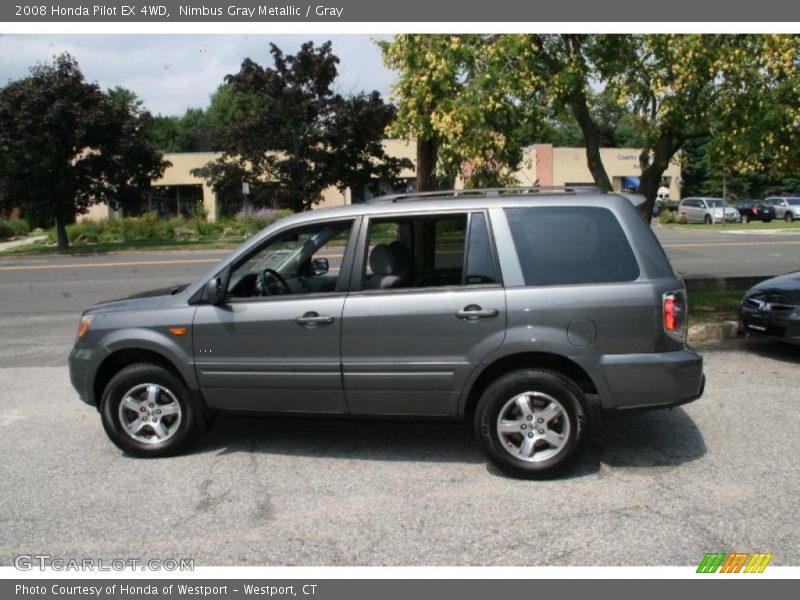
left=456, top=304, right=499, bottom=321
left=295, top=312, right=335, bottom=327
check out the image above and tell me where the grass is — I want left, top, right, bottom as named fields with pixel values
left=4, top=237, right=245, bottom=256
left=665, top=220, right=800, bottom=231
left=688, top=288, right=747, bottom=324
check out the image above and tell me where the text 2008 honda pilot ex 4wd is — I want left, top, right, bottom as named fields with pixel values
left=69, top=188, right=704, bottom=478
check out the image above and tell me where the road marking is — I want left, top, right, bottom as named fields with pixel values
left=0, top=258, right=220, bottom=272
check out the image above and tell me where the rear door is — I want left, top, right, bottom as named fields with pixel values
left=340, top=211, right=506, bottom=417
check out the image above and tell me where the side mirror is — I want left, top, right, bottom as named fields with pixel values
left=206, top=276, right=226, bottom=305
left=311, top=257, right=329, bottom=276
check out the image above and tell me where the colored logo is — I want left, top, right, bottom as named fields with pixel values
left=697, top=552, right=773, bottom=573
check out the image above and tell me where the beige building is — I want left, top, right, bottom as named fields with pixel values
left=516, top=145, right=681, bottom=200
left=80, top=141, right=679, bottom=221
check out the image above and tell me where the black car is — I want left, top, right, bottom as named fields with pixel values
left=733, top=199, right=776, bottom=223
left=739, top=271, right=800, bottom=345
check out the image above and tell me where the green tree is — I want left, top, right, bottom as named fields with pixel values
left=0, top=54, right=168, bottom=248
left=195, top=41, right=410, bottom=213
left=380, top=35, right=546, bottom=189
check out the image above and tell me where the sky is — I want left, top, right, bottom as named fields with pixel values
left=0, top=34, right=395, bottom=116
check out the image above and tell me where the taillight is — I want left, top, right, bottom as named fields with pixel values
left=753, top=206, right=759, bottom=214
left=663, top=290, right=687, bottom=343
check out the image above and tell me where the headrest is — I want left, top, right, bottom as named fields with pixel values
left=369, top=244, right=397, bottom=275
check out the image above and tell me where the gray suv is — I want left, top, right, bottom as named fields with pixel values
left=69, top=188, right=704, bottom=478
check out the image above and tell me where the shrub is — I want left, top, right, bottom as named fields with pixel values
left=121, top=212, right=169, bottom=241
left=7, top=218, right=30, bottom=237
left=676, top=213, right=688, bottom=225
left=0, top=220, right=14, bottom=241
left=659, top=210, right=677, bottom=225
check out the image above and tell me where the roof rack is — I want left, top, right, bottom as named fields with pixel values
left=366, top=185, right=603, bottom=204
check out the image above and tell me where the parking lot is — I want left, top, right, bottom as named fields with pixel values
left=0, top=225, right=799, bottom=566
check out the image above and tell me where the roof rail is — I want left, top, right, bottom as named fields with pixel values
left=366, top=185, right=603, bottom=204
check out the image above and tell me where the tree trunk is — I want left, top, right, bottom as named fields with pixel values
left=570, top=94, right=613, bottom=193
left=637, top=133, right=676, bottom=222
left=54, top=215, right=69, bottom=251
left=415, top=137, right=438, bottom=192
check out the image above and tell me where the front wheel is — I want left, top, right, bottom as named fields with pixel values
left=786, top=213, right=795, bottom=223
left=704, top=214, right=712, bottom=225
left=100, top=363, right=199, bottom=457
left=475, top=369, right=589, bottom=478
left=743, top=214, right=750, bottom=223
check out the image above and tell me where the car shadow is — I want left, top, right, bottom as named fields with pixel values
left=193, top=415, right=485, bottom=464
left=701, top=336, right=800, bottom=364
left=192, top=405, right=706, bottom=479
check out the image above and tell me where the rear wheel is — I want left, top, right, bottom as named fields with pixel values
left=743, top=214, right=751, bottom=223
left=764, top=219, right=772, bottom=223
left=100, top=363, right=198, bottom=457
left=475, top=369, right=589, bottom=478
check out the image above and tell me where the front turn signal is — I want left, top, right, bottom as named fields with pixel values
left=77, top=315, right=92, bottom=340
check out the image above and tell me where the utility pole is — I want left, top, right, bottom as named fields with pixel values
left=242, top=181, right=251, bottom=238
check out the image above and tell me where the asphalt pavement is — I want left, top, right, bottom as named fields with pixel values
left=0, top=225, right=799, bottom=566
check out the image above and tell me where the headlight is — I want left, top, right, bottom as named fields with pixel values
left=76, top=315, right=92, bottom=340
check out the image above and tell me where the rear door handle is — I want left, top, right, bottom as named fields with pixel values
left=456, top=305, right=499, bottom=320
left=295, top=312, right=335, bottom=327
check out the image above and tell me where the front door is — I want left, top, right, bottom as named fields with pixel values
left=341, top=211, right=506, bottom=416
left=192, top=218, right=358, bottom=414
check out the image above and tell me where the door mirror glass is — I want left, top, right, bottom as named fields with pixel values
left=311, top=257, right=329, bottom=276
left=206, top=276, right=226, bottom=305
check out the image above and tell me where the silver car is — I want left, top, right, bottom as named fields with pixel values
left=764, top=196, right=800, bottom=222
left=678, top=197, right=729, bottom=224
left=69, top=187, right=704, bottom=478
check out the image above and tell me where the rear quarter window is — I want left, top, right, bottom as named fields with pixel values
left=505, top=206, right=640, bottom=286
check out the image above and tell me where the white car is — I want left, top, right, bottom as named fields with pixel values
left=764, top=197, right=800, bottom=222
left=678, top=197, right=729, bottom=224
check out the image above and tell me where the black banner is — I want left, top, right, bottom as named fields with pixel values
left=4, top=579, right=800, bottom=600
left=3, top=0, right=800, bottom=22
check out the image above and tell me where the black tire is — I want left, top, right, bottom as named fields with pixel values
left=704, top=214, right=712, bottom=225
left=785, top=213, right=794, bottom=223
left=764, top=219, right=772, bottom=223
left=475, top=369, right=589, bottom=479
left=100, top=363, right=199, bottom=457
left=743, top=214, right=750, bottom=223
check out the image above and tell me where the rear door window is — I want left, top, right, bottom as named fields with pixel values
left=504, top=206, right=639, bottom=286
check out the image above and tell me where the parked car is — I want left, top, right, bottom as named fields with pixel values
left=723, top=204, right=741, bottom=223
left=69, top=187, right=704, bottom=478
left=732, top=199, right=776, bottom=223
left=678, top=197, right=728, bottom=223
left=764, top=196, right=800, bottom=222
left=739, top=271, right=800, bottom=346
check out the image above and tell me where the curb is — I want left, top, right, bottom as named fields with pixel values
left=688, top=320, right=740, bottom=344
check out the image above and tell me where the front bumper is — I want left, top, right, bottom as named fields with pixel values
left=596, top=348, right=705, bottom=411
left=69, top=345, right=103, bottom=406
left=739, top=306, right=800, bottom=346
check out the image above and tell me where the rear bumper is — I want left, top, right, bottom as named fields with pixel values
left=594, top=348, right=704, bottom=411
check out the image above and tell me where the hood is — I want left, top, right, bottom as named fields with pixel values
left=86, top=283, right=189, bottom=314
left=745, top=272, right=800, bottom=305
